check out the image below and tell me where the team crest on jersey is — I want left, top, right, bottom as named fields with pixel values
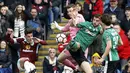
left=25, top=45, right=31, bottom=50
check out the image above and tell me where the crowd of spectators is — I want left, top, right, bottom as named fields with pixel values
left=1, top=0, right=130, bottom=73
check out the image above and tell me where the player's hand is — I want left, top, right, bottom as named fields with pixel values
left=33, top=37, right=41, bottom=43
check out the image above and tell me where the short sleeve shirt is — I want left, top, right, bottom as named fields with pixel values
left=102, top=28, right=120, bottom=61
left=74, top=21, right=102, bottom=52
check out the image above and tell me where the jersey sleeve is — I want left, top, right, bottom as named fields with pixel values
left=77, top=21, right=91, bottom=28
left=104, top=33, right=111, bottom=43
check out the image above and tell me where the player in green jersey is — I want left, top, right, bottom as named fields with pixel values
left=97, top=14, right=123, bottom=73
left=58, top=14, right=103, bottom=73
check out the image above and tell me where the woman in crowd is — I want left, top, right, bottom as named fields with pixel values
left=43, top=48, right=63, bottom=73
left=13, top=4, right=28, bottom=38
left=0, top=40, right=12, bottom=73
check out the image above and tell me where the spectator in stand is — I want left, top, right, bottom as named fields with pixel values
left=0, top=6, right=11, bottom=39
left=113, top=21, right=130, bottom=70
left=120, top=6, right=130, bottom=37
left=6, top=28, right=47, bottom=64
left=28, top=0, right=49, bottom=39
left=75, top=2, right=83, bottom=15
left=27, top=8, right=44, bottom=39
left=104, top=0, right=125, bottom=21
left=13, top=4, right=28, bottom=38
left=48, top=0, right=61, bottom=27
left=83, top=0, right=103, bottom=21
left=117, top=0, right=124, bottom=9
left=90, top=53, right=104, bottom=73
left=43, top=48, right=63, bottom=73
left=0, top=0, right=4, bottom=8
left=0, top=40, right=12, bottom=73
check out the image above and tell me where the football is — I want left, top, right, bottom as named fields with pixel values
left=56, top=33, right=67, bottom=43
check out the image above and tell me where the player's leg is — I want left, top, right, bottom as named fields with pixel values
left=69, top=47, right=92, bottom=73
left=58, top=49, right=77, bottom=69
left=80, top=61, right=93, bottom=73
left=58, top=40, right=80, bottom=63
left=58, top=49, right=68, bottom=62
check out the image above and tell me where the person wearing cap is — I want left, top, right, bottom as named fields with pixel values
left=104, top=0, right=125, bottom=21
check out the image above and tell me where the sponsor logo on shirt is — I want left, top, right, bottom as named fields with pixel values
left=22, top=49, right=33, bottom=52
left=85, top=29, right=95, bottom=36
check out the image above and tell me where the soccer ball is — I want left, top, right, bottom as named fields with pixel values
left=56, top=33, right=67, bottom=43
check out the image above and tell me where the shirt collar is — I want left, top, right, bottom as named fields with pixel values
left=110, top=6, right=117, bottom=12
left=24, top=38, right=34, bottom=46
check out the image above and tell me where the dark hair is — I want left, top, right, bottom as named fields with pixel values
left=92, top=14, right=102, bottom=19
left=30, top=8, right=37, bottom=12
left=125, top=6, right=130, bottom=11
left=66, top=4, right=75, bottom=9
left=112, top=20, right=120, bottom=25
left=15, top=4, right=26, bottom=21
left=75, top=2, right=83, bottom=14
left=64, top=4, right=75, bottom=19
left=0, top=40, right=9, bottom=55
left=25, top=28, right=33, bottom=35
left=101, top=14, right=112, bottom=26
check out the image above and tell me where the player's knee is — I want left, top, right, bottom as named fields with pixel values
left=57, top=56, right=62, bottom=63
left=80, top=61, right=93, bottom=73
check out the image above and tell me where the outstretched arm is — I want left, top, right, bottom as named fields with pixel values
left=54, top=21, right=64, bottom=30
